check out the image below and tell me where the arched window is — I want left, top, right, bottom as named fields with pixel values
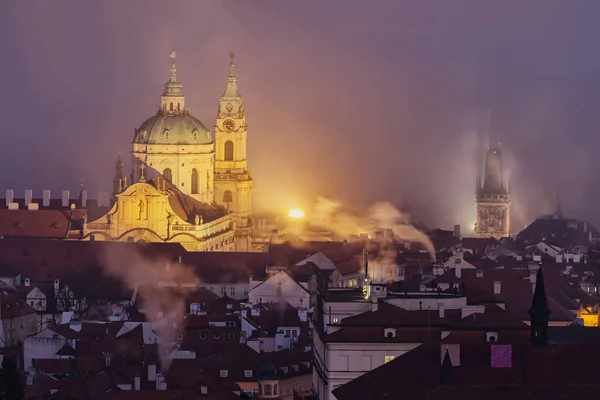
left=177, top=103, right=181, bottom=111
left=191, top=169, right=199, bottom=194
left=163, top=168, right=172, bottom=182
left=264, top=384, right=272, bottom=395
left=223, top=190, right=233, bottom=204
left=224, top=140, right=234, bottom=161
left=170, top=102, right=174, bottom=111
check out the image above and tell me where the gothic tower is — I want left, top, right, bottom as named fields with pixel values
left=213, top=53, right=253, bottom=251
left=474, top=144, right=511, bottom=238
left=131, top=53, right=215, bottom=204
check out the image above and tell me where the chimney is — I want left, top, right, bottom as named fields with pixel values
left=43, top=190, right=51, bottom=207
left=81, top=190, right=88, bottom=207
left=589, top=231, right=593, bottom=243
left=24, top=190, right=33, bottom=206
left=148, top=364, right=156, bottom=381
left=54, top=279, right=60, bottom=297
left=298, top=308, right=307, bottom=322
left=493, top=281, right=501, bottom=295
left=453, top=224, right=461, bottom=238
left=5, top=189, right=13, bottom=204
left=371, top=296, right=378, bottom=312
left=155, top=373, right=164, bottom=390
left=438, top=303, right=445, bottom=318
left=584, top=222, right=588, bottom=232
left=24, top=278, right=30, bottom=287
left=134, top=374, right=140, bottom=390
left=62, top=190, right=70, bottom=207
left=455, top=259, right=462, bottom=279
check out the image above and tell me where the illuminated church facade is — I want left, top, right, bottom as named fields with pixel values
left=474, top=144, right=511, bottom=239
left=83, top=53, right=253, bottom=251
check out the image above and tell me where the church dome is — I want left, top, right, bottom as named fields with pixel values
left=133, top=113, right=212, bottom=145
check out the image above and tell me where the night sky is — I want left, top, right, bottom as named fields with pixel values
left=1, top=1, right=600, bottom=231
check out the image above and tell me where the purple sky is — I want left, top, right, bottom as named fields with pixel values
left=1, top=1, right=600, bottom=231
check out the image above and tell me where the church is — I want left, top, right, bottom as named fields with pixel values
left=83, top=53, right=253, bottom=251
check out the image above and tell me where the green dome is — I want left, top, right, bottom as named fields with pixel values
left=132, top=114, right=212, bottom=145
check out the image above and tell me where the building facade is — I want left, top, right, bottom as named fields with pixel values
left=87, top=53, right=253, bottom=251
left=474, top=144, right=511, bottom=239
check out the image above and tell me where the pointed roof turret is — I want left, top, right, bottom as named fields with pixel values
left=528, top=266, right=551, bottom=347
left=440, top=348, right=454, bottom=385
left=163, top=52, right=184, bottom=97
left=222, top=52, right=241, bottom=98
left=159, top=52, right=186, bottom=114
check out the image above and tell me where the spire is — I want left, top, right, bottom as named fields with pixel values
left=113, top=151, right=126, bottom=196
left=222, top=52, right=241, bottom=98
left=440, top=348, right=454, bottom=385
left=160, top=52, right=185, bottom=114
left=528, top=266, right=551, bottom=347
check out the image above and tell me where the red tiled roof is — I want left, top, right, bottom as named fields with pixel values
left=33, top=358, right=76, bottom=374
left=0, top=209, right=85, bottom=239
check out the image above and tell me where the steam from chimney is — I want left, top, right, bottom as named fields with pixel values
left=100, top=244, right=199, bottom=372
left=310, top=197, right=436, bottom=260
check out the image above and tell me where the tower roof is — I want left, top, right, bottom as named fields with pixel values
left=481, top=145, right=506, bottom=193
left=163, top=52, right=184, bottom=97
left=528, top=267, right=551, bottom=317
left=222, top=52, right=241, bottom=98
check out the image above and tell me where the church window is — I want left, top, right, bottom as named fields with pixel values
left=191, top=169, right=199, bottom=194
left=177, top=103, right=181, bottom=111
left=163, top=168, right=172, bottom=182
left=170, top=102, right=174, bottom=111
left=223, top=190, right=233, bottom=208
left=224, top=141, right=234, bottom=161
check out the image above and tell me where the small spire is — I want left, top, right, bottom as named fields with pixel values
left=162, top=51, right=184, bottom=99
left=229, top=52, right=235, bottom=76
left=528, top=266, right=551, bottom=347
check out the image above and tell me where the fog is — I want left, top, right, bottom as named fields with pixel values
left=2, top=1, right=600, bottom=231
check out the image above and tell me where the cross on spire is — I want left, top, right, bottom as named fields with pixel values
left=229, top=52, right=235, bottom=76
left=170, top=51, right=177, bottom=65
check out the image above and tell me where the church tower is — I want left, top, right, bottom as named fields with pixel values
left=131, top=53, right=215, bottom=204
left=214, top=53, right=253, bottom=251
left=474, top=144, right=511, bottom=238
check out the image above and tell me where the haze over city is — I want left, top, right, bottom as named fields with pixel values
left=2, top=0, right=600, bottom=231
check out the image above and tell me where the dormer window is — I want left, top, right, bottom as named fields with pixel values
left=383, top=328, right=397, bottom=339
left=486, top=332, right=499, bottom=343
left=220, top=369, right=228, bottom=378
left=244, top=370, right=252, bottom=378
left=476, top=270, right=484, bottom=278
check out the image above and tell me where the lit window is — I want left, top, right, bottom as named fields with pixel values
left=384, top=355, right=395, bottom=363
left=333, top=318, right=339, bottom=324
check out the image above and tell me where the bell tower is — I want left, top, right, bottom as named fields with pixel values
left=474, top=143, right=511, bottom=238
left=214, top=53, right=253, bottom=251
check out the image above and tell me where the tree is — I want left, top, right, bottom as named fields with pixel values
left=0, top=358, right=24, bottom=400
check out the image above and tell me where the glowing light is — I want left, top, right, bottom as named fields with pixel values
left=288, top=209, right=305, bottom=219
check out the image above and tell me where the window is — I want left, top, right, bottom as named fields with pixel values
left=384, top=355, right=395, bottom=363
left=277, top=282, right=283, bottom=296
left=230, top=287, right=235, bottom=296
left=200, top=332, right=207, bottom=339
left=244, top=290, right=249, bottom=296
left=292, top=330, right=298, bottom=338
left=163, top=168, right=172, bottom=182
left=253, top=388, right=258, bottom=395
left=224, top=140, right=234, bottom=161
left=213, top=332, right=220, bottom=340
left=191, top=168, right=199, bottom=194
left=228, top=333, right=236, bottom=340
left=220, top=370, right=228, bottom=378
left=221, top=286, right=226, bottom=296
left=274, top=384, right=278, bottom=395
left=177, top=333, right=184, bottom=340
left=222, top=190, right=233, bottom=206
left=264, top=384, right=272, bottom=395
left=333, top=317, right=339, bottom=324
left=244, top=370, right=252, bottom=378
left=170, top=102, right=174, bottom=111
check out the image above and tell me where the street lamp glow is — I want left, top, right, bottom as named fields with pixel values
left=288, top=209, right=305, bottom=219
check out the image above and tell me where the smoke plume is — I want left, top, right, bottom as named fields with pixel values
left=100, top=244, right=198, bottom=372
left=309, top=196, right=436, bottom=260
